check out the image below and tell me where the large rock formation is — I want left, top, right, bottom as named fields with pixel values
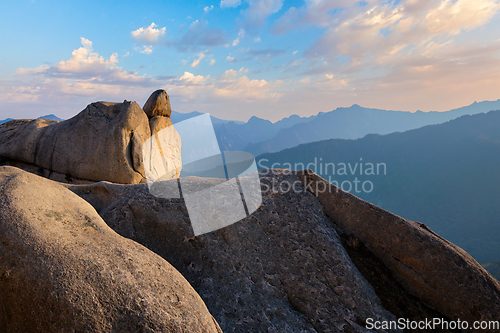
left=145, top=90, right=182, bottom=181
left=66, top=170, right=500, bottom=333
left=68, top=172, right=399, bottom=333
left=296, top=170, right=500, bottom=326
left=1, top=91, right=499, bottom=332
left=0, top=90, right=181, bottom=184
left=0, top=166, right=221, bottom=333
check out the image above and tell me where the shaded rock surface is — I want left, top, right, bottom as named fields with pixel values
left=67, top=170, right=500, bottom=332
left=0, top=166, right=221, bottom=333
left=69, top=171, right=403, bottom=333
left=296, top=170, right=500, bottom=329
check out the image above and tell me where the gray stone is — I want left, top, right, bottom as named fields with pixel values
left=0, top=91, right=184, bottom=185
left=297, top=169, right=500, bottom=329
left=68, top=170, right=400, bottom=333
left=0, top=166, right=222, bottom=333
left=143, top=89, right=172, bottom=118
left=0, top=101, right=150, bottom=184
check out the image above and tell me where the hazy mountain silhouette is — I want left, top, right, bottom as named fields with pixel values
left=256, top=110, right=500, bottom=264
left=0, top=118, right=14, bottom=125
left=213, top=114, right=314, bottom=151
left=245, top=99, right=500, bottom=156
left=0, top=114, right=64, bottom=125
left=170, top=111, right=315, bottom=151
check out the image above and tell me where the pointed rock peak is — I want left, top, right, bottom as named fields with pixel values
left=247, top=116, right=271, bottom=125
left=143, top=89, right=172, bottom=118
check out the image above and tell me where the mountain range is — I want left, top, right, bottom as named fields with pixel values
left=173, top=99, right=500, bottom=154
left=256, top=110, right=500, bottom=264
left=0, top=114, right=63, bottom=125
left=170, top=99, right=500, bottom=155
left=243, top=99, right=500, bottom=155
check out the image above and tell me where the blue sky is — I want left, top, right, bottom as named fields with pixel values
left=1, top=0, right=500, bottom=121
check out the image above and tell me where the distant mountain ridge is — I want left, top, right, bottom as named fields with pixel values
left=170, top=99, right=500, bottom=155
left=213, top=114, right=316, bottom=151
left=245, top=99, right=500, bottom=156
left=256, top=110, right=500, bottom=264
left=0, top=114, right=64, bottom=125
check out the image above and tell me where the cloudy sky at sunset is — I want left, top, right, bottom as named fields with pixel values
left=1, top=0, right=500, bottom=121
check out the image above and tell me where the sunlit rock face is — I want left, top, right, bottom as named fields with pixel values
left=0, top=166, right=222, bottom=333
left=0, top=90, right=182, bottom=185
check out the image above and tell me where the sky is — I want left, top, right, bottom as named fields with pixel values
left=1, top=0, right=500, bottom=122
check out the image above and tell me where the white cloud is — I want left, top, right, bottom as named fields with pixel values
left=204, top=5, right=214, bottom=12
left=16, top=38, right=121, bottom=77
left=232, top=29, right=245, bottom=46
left=16, top=64, right=49, bottom=76
left=425, top=0, right=500, bottom=35
left=191, top=52, right=206, bottom=68
left=56, top=37, right=118, bottom=74
left=178, top=71, right=208, bottom=85
left=292, top=50, right=298, bottom=55
left=210, top=59, right=216, bottom=65
left=254, top=37, right=261, bottom=42
left=220, top=0, right=241, bottom=8
left=164, top=68, right=280, bottom=104
left=2, top=39, right=171, bottom=119
left=14, top=38, right=151, bottom=83
left=214, top=71, right=272, bottom=98
left=131, top=22, right=166, bottom=45
left=140, top=46, right=154, bottom=54
left=274, top=0, right=500, bottom=79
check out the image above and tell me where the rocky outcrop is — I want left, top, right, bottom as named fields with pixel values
left=0, top=101, right=149, bottom=184
left=1, top=90, right=498, bottom=332
left=296, top=170, right=500, bottom=327
left=69, top=172, right=403, bottom=333
left=143, top=89, right=172, bottom=118
left=142, top=90, right=181, bottom=181
left=0, top=166, right=221, bottom=333
left=0, top=90, right=181, bottom=184
left=67, top=170, right=500, bottom=332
